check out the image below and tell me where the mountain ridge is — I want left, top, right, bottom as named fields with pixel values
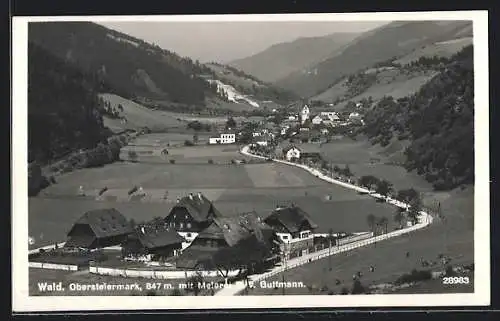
left=229, top=32, right=361, bottom=84
left=274, top=20, right=473, bottom=97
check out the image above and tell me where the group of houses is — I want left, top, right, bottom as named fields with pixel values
left=59, top=192, right=320, bottom=271
left=296, top=104, right=364, bottom=128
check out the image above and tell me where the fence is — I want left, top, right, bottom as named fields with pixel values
left=29, top=261, right=79, bottom=271
left=234, top=145, right=434, bottom=295
left=88, top=265, right=240, bottom=280
left=249, top=219, right=430, bottom=285
left=28, top=242, right=66, bottom=255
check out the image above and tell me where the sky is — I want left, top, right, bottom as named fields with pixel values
left=98, top=21, right=390, bottom=63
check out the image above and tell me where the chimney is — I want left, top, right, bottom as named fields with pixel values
left=176, top=198, right=180, bottom=203
left=141, top=226, right=145, bottom=234
left=197, top=192, right=203, bottom=200
left=189, top=193, right=194, bottom=200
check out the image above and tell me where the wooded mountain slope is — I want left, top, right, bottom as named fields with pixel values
left=28, top=22, right=218, bottom=106
left=28, top=42, right=110, bottom=163
left=361, top=45, right=474, bottom=190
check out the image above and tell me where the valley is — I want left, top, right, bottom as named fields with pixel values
left=23, top=18, right=478, bottom=299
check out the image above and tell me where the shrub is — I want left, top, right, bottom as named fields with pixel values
left=208, top=159, right=214, bottom=164
left=445, top=265, right=456, bottom=277
left=169, top=159, right=176, bottom=164
left=394, top=269, right=432, bottom=285
left=171, top=288, right=182, bottom=296
left=340, top=287, right=349, bottom=295
left=128, top=186, right=138, bottom=195
left=98, top=187, right=108, bottom=196
left=184, top=140, right=194, bottom=146
left=351, top=279, right=366, bottom=294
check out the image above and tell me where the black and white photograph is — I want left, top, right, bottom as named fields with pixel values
left=12, top=11, right=489, bottom=311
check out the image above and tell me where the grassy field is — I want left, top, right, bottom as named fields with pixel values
left=312, top=69, right=437, bottom=108
left=30, top=153, right=395, bottom=249
left=248, top=184, right=473, bottom=295
left=394, top=37, right=473, bottom=65
left=319, top=137, right=432, bottom=192
left=100, top=94, right=188, bottom=133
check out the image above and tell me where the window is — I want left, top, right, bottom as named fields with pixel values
left=179, top=223, right=184, bottom=229
left=187, top=233, right=192, bottom=238
left=282, top=235, right=289, bottom=240
left=187, top=223, right=192, bottom=229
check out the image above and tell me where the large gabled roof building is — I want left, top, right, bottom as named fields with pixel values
left=165, top=193, right=222, bottom=233
left=64, top=208, right=134, bottom=249
left=175, top=211, right=280, bottom=270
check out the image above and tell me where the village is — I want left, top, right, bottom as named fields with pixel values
left=28, top=101, right=439, bottom=297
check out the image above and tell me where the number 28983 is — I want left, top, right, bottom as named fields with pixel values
left=442, top=276, right=470, bottom=285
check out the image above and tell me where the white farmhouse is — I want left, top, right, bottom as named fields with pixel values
left=263, top=206, right=317, bottom=257
left=209, top=133, right=236, bottom=144
left=283, top=145, right=301, bottom=161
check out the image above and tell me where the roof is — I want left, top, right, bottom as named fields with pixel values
left=64, top=233, right=95, bottom=248
left=296, top=143, right=321, bottom=154
left=198, top=211, right=274, bottom=247
left=264, top=206, right=318, bottom=233
left=131, top=227, right=185, bottom=249
left=68, top=208, right=133, bottom=239
left=169, top=193, right=222, bottom=222
left=282, top=144, right=300, bottom=154
left=175, top=245, right=218, bottom=269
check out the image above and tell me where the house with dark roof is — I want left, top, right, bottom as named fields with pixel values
left=175, top=212, right=280, bottom=270
left=121, top=226, right=185, bottom=261
left=282, top=143, right=321, bottom=161
left=282, top=145, right=301, bottom=161
left=64, top=208, right=134, bottom=249
left=264, top=206, right=318, bottom=257
left=165, top=193, right=222, bottom=244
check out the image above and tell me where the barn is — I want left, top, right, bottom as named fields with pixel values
left=64, top=208, right=133, bottom=249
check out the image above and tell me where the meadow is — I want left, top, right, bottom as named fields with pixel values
left=312, top=69, right=437, bottom=107
left=394, top=37, right=473, bottom=65
left=30, top=145, right=396, bottom=250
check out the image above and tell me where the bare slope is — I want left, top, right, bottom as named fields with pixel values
left=229, top=33, right=360, bottom=83
left=276, top=21, right=472, bottom=97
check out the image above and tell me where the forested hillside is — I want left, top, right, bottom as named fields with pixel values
left=361, top=46, right=474, bottom=190
left=28, top=22, right=218, bottom=106
left=28, top=42, right=109, bottom=163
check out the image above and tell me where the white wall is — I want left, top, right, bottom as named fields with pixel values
left=89, top=265, right=240, bottom=279
left=286, top=148, right=300, bottom=161
left=29, top=261, right=79, bottom=271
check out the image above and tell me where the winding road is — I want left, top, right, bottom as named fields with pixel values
left=214, top=145, right=433, bottom=296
